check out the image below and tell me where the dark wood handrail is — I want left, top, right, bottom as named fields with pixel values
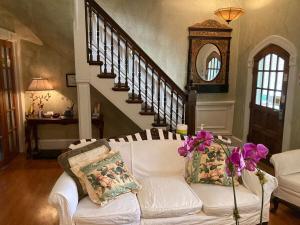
left=87, top=0, right=187, bottom=99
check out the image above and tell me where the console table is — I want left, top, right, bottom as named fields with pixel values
left=25, top=115, right=104, bottom=159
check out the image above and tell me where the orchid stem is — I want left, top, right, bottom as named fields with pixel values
left=231, top=175, right=239, bottom=225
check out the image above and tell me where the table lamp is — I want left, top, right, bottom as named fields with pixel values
left=27, top=77, right=54, bottom=117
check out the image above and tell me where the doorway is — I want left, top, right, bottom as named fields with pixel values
left=0, top=40, right=19, bottom=166
left=248, top=44, right=290, bottom=156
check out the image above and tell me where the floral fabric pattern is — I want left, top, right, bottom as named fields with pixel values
left=80, top=151, right=141, bottom=205
left=186, top=143, right=237, bottom=186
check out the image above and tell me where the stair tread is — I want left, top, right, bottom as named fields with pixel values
left=126, top=98, right=143, bottom=104
left=89, top=61, right=103, bottom=66
left=112, top=83, right=130, bottom=91
left=139, top=110, right=156, bottom=115
left=152, top=122, right=168, bottom=127
left=97, top=72, right=116, bottom=79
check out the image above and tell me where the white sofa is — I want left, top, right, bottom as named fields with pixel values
left=270, top=149, right=300, bottom=210
left=49, top=130, right=278, bottom=225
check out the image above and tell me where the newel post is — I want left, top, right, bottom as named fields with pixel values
left=185, top=90, right=197, bottom=135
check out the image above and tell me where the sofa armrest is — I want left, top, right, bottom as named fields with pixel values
left=48, top=172, right=78, bottom=225
left=270, top=149, right=300, bottom=177
left=242, top=170, right=278, bottom=222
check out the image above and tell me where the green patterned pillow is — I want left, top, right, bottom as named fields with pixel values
left=186, top=143, right=238, bottom=186
left=79, top=151, right=141, bottom=205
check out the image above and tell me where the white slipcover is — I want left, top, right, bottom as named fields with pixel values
left=131, top=140, right=184, bottom=179
left=138, top=176, right=202, bottom=218
left=191, top=183, right=260, bottom=216
left=74, top=193, right=140, bottom=225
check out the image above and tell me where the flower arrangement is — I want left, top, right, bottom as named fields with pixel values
left=178, top=130, right=268, bottom=225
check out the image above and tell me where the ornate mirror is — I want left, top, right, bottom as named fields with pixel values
left=186, top=20, right=232, bottom=93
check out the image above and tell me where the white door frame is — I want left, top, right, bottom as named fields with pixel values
left=243, top=35, right=297, bottom=152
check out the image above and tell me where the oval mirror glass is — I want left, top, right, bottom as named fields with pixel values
left=196, top=44, right=221, bottom=81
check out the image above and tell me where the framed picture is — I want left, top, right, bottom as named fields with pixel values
left=66, top=73, right=76, bottom=87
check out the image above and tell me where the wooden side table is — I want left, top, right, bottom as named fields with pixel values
left=25, top=115, right=104, bottom=159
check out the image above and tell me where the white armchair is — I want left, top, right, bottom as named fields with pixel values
left=270, top=149, right=300, bottom=211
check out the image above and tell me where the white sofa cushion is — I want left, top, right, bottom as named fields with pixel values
left=131, top=140, right=184, bottom=179
left=278, top=173, right=300, bottom=193
left=270, top=149, right=300, bottom=176
left=74, top=192, right=140, bottom=225
left=137, top=176, right=202, bottom=219
left=191, top=183, right=260, bottom=216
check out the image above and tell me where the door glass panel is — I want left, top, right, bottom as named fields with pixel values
left=8, top=133, right=13, bottom=152
left=258, top=58, right=264, bottom=70
left=11, top=111, right=15, bottom=129
left=268, top=90, right=274, bottom=108
left=271, top=54, right=278, bottom=70
left=274, top=91, right=282, bottom=110
left=256, top=89, right=261, bottom=105
left=276, top=72, right=283, bottom=91
left=257, top=72, right=263, bottom=88
left=269, top=72, right=276, bottom=89
left=264, top=54, right=271, bottom=70
left=261, top=90, right=267, bottom=106
left=278, top=57, right=284, bottom=70
left=263, top=72, right=269, bottom=89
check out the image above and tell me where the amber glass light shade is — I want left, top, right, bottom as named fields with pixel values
left=27, top=78, right=53, bottom=91
left=215, top=7, right=245, bottom=24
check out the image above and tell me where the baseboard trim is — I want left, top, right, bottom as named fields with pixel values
left=38, top=139, right=78, bottom=150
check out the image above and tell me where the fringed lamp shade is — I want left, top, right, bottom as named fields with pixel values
left=214, top=7, right=245, bottom=24
left=27, top=78, right=53, bottom=91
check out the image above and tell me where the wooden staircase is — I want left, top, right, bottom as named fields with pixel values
left=84, top=0, right=196, bottom=133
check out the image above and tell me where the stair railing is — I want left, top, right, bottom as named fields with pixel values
left=85, top=0, right=196, bottom=133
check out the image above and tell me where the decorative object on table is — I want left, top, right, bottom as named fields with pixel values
left=63, top=103, right=75, bottom=118
left=43, top=111, right=54, bottom=118
left=186, top=20, right=232, bottom=93
left=215, top=7, right=245, bottom=24
left=176, top=124, right=188, bottom=136
left=27, top=77, right=54, bottom=118
left=92, top=102, right=101, bottom=118
left=178, top=130, right=269, bottom=225
left=66, top=73, right=76, bottom=87
left=52, top=113, right=60, bottom=118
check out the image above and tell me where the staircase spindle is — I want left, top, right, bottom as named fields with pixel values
left=103, top=21, right=108, bottom=73
left=110, top=27, right=114, bottom=74
left=96, top=14, right=100, bottom=62
left=176, top=94, right=179, bottom=125
left=117, top=35, right=121, bottom=86
left=181, top=100, right=185, bottom=124
left=125, top=41, right=128, bottom=87
left=163, top=81, right=167, bottom=123
left=170, top=89, right=174, bottom=131
left=157, top=75, right=161, bottom=124
left=88, top=7, right=93, bottom=61
left=138, top=56, right=141, bottom=100
left=131, top=50, right=135, bottom=100
left=151, top=68, right=154, bottom=112
left=144, top=63, right=148, bottom=112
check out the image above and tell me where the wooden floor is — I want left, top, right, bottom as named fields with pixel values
left=0, top=154, right=299, bottom=225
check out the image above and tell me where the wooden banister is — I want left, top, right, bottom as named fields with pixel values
left=86, top=0, right=186, bottom=98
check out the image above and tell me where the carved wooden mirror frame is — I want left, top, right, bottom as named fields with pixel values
left=186, top=20, right=232, bottom=93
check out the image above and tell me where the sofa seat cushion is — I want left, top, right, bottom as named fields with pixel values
left=191, top=183, right=260, bottom=216
left=137, top=176, right=202, bottom=219
left=74, top=192, right=140, bottom=225
left=278, top=173, right=300, bottom=193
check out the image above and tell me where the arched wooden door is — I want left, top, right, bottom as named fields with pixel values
left=248, top=44, right=289, bottom=156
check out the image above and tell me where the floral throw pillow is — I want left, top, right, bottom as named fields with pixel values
left=186, top=143, right=238, bottom=186
left=79, top=151, right=141, bottom=205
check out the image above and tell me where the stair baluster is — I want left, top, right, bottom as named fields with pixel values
left=138, top=56, right=141, bottom=100
left=96, top=15, right=100, bottom=62
left=131, top=50, right=135, bottom=101
left=117, top=35, right=121, bottom=87
left=170, top=89, right=174, bottom=131
left=144, top=63, right=148, bottom=112
left=176, top=95, right=179, bottom=126
left=110, top=27, right=114, bottom=75
left=181, top=98, right=185, bottom=124
left=157, top=76, right=161, bottom=125
left=125, top=41, right=128, bottom=87
left=151, top=68, right=154, bottom=112
left=88, top=6, right=93, bottom=61
left=163, top=81, right=167, bottom=124
left=104, top=21, right=108, bottom=73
